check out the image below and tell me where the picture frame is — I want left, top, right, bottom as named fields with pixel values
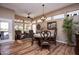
left=47, top=21, right=57, bottom=30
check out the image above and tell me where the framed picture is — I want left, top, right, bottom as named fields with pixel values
left=47, top=21, right=57, bottom=30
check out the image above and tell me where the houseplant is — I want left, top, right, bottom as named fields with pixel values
left=63, top=15, right=73, bottom=45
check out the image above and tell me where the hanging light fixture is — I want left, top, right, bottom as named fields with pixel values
left=41, top=4, right=47, bottom=22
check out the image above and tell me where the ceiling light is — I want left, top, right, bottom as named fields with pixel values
left=41, top=4, right=47, bottom=22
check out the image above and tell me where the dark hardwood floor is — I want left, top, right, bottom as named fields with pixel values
left=0, top=39, right=75, bottom=55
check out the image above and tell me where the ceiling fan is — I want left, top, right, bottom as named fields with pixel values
left=27, top=12, right=33, bottom=21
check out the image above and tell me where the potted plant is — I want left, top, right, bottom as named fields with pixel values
left=63, top=15, right=73, bottom=46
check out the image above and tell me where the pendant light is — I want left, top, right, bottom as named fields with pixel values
left=41, top=4, right=47, bottom=22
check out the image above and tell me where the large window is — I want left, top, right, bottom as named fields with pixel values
left=67, top=10, right=79, bottom=16
left=32, top=24, right=36, bottom=33
left=0, top=22, right=9, bottom=31
left=51, top=10, right=79, bottom=20
left=15, top=23, right=23, bottom=31
left=24, top=20, right=31, bottom=23
left=24, top=23, right=31, bottom=33
left=46, top=17, right=52, bottom=21
left=32, top=21, right=36, bottom=23
left=53, top=14, right=64, bottom=20
left=37, top=19, right=42, bottom=23
left=0, top=21, right=9, bottom=40
left=14, top=19, right=23, bottom=23
left=14, top=19, right=36, bottom=33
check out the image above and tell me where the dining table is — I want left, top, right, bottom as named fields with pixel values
left=33, top=33, right=55, bottom=46
left=34, top=33, right=54, bottom=38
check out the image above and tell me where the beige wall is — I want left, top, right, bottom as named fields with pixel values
left=0, top=6, right=14, bottom=19
left=56, top=20, right=67, bottom=43
left=0, top=6, right=15, bottom=43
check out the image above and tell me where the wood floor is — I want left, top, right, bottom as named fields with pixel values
left=0, top=39, right=75, bottom=55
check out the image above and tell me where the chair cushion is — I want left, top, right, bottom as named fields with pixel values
left=41, top=42, right=50, bottom=45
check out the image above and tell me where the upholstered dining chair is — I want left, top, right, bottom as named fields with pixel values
left=40, top=30, right=51, bottom=51
left=15, top=30, right=22, bottom=40
left=29, top=30, right=35, bottom=45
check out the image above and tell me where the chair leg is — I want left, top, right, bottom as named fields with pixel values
left=54, top=41, right=56, bottom=45
left=41, top=48, right=42, bottom=51
left=41, top=46, right=42, bottom=51
left=48, top=47, right=50, bottom=51
left=31, top=38, right=34, bottom=46
left=31, top=41, right=33, bottom=46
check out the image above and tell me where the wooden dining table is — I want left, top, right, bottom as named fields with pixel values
left=34, top=33, right=54, bottom=38
left=33, top=33, right=55, bottom=46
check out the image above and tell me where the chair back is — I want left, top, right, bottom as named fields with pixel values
left=29, top=30, right=34, bottom=38
left=15, top=30, right=21, bottom=40
left=40, top=31, right=51, bottom=41
left=15, top=30, right=21, bottom=35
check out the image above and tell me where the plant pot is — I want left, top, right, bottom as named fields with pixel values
left=67, top=42, right=74, bottom=47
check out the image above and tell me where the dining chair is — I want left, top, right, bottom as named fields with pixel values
left=29, top=30, right=35, bottom=45
left=40, top=30, right=51, bottom=51
left=15, top=30, right=22, bottom=40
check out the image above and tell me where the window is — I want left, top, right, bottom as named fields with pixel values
left=32, top=21, right=36, bottom=23
left=67, top=10, right=79, bottom=16
left=37, top=20, right=42, bottom=23
left=18, top=24, right=23, bottom=31
left=0, top=22, right=9, bottom=31
left=14, top=23, right=23, bottom=31
left=15, top=19, right=23, bottom=23
left=32, top=24, right=36, bottom=33
left=53, top=14, right=64, bottom=20
left=46, top=17, right=52, bottom=21
left=0, top=22, right=9, bottom=40
left=14, top=19, right=32, bottom=33
left=14, top=19, right=37, bottom=33
left=24, top=20, right=31, bottom=23
left=14, top=24, right=18, bottom=30
left=24, top=23, right=31, bottom=33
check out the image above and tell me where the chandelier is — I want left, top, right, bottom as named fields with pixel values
left=41, top=4, right=47, bottom=22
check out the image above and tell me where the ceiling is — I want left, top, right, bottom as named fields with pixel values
left=0, top=3, right=73, bottom=18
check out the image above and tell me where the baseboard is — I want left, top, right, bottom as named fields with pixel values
left=0, top=40, right=15, bottom=43
left=56, top=40, right=67, bottom=44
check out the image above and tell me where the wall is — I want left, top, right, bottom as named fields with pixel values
left=56, top=20, right=67, bottom=43
left=0, top=6, right=14, bottom=19
left=72, top=15, right=79, bottom=45
left=0, top=6, right=15, bottom=43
